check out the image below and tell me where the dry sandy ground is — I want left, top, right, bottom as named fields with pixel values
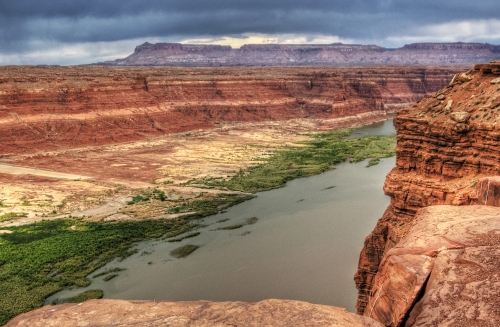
left=0, top=114, right=385, bottom=226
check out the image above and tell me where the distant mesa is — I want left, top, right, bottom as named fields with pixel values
left=97, top=42, right=500, bottom=67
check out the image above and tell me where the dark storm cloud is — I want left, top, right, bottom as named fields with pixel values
left=0, top=0, right=499, bottom=64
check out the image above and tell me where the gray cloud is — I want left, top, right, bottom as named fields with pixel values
left=1, top=0, right=499, bottom=64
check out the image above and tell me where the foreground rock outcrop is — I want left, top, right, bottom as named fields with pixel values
left=101, top=42, right=500, bottom=67
left=5, top=299, right=383, bottom=327
left=355, top=62, right=500, bottom=325
left=0, top=66, right=458, bottom=155
left=364, top=205, right=500, bottom=326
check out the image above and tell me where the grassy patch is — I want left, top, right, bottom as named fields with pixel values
left=217, top=224, right=244, bottom=230
left=167, top=232, right=201, bottom=242
left=166, top=194, right=254, bottom=218
left=0, top=212, right=27, bottom=222
left=367, top=158, right=380, bottom=167
left=216, top=217, right=258, bottom=230
left=127, top=195, right=150, bottom=205
left=51, top=289, right=103, bottom=305
left=127, top=188, right=167, bottom=205
left=0, top=218, right=198, bottom=325
left=92, top=267, right=125, bottom=279
left=170, top=244, right=199, bottom=258
left=103, top=274, right=119, bottom=282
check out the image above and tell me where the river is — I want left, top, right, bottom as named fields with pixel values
left=46, top=119, right=395, bottom=312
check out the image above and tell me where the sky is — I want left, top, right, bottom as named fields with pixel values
left=1, top=0, right=500, bottom=65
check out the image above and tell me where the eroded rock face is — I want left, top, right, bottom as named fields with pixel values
left=101, top=42, right=500, bottom=67
left=5, top=299, right=384, bottom=327
left=364, top=205, right=500, bottom=327
left=355, top=62, right=500, bottom=315
left=476, top=176, right=500, bottom=206
left=0, top=66, right=458, bottom=155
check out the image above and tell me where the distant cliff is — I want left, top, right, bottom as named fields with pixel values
left=0, top=65, right=459, bottom=155
left=98, top=42, right=500, bottom=67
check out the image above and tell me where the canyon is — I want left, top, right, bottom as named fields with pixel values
left=0, top=65, right=457, bottom=221
left=3, top=63, right=500, bottom=326
left=99, top=42, right=500, bottom=67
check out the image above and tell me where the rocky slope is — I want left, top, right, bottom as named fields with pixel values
left=355, top=62, right=500, bottom=325
left=100, top=42, right=500, bottom=67
left=0, top=66, right=459, bottom=156
left=5, top=299, right=383, bottom=327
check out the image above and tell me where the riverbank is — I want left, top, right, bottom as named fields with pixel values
left=0, top=119, right=395, bottom=325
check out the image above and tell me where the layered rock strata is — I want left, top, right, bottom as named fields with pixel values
left=101, top=42, right=500, bottom=67
left=355, top=62, right=500, bottom=324
left=0, top=66, right=458, bottom=156
left=5, top=299, right=384, bottom=327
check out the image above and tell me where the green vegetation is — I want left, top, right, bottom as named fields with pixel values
left=127, top=188, right=167, bottom=205
left=166, top=194, right=254, bottom=218
left=0, top=218, right=198, bottom=325
left=52, top=289, right=103, bottom=305
left=246, top=217, right=258, bottom=225
left=167, top=232, right=201, bottom=242
left=170, top=244, right=199, bottom=258
left=127, top=195, right=150, bottom=205
left=187, top=130, right=396, bottom=193
left=92, top=267, right=125, bottom=279
left=216, top=217, right=258, bottom=230
left=0, top=201, right=8, bottom=208
left=0, top=212, right=27, bottom=222
left=216, top=224, right=244, bottom=230
left=103, top=273, right=119, bottom=281
left=367, top=158, right=380, bottom=167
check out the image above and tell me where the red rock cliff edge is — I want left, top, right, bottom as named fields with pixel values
left=355, top=62, right=500, bottom=326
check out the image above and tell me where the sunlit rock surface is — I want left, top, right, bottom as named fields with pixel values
left=5, top=299, right=383, bottom=327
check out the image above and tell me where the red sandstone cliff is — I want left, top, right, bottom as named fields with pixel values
left=101, top=42, right=500, bottom=67
left=355, top=62, right=500, bottom=326
left=0, top=66, right=458, bottom=156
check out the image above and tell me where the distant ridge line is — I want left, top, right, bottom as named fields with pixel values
left=97, top=42, right=500, bottom=67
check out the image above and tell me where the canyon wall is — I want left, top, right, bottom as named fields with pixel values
left=0, top=66, right=459, bottom=156
left=355, top=62, right=500, bottom=326
left=100, top=42, right=500, bottom=67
